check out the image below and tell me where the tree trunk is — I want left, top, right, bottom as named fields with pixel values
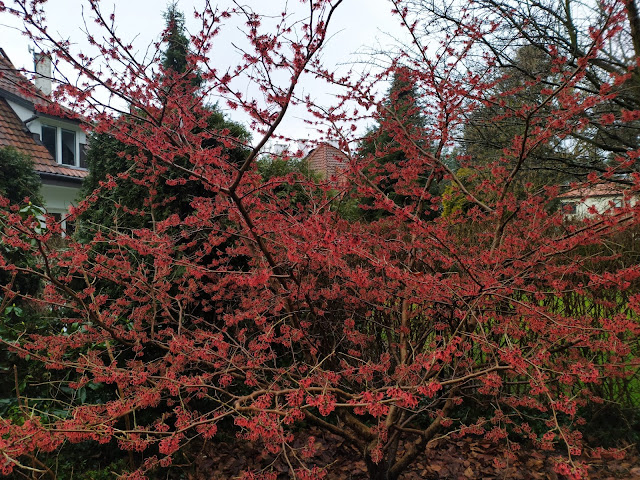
left=365, top=456, right=400, bottom=480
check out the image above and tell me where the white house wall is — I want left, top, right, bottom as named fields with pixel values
left=562, top=195, right=636, bottom=219
left=6, top=99, right=33, bottom=122
left=41, top=184, right=78, bottom=215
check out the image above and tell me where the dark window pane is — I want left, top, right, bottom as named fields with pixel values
left=79, top=143, right=88, bottom=169
left=42, top=125, right=56, bottom=159
left=61, top=129, right=75, bottom=165
left=564, top=202, right=577, bottom=214
left=64, top=219, right=75, bottom=236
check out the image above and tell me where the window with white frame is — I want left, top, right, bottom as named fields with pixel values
left=40, top=124, right=86, bottom=169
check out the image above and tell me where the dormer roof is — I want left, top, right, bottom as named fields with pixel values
left=0, top=97, right=85, bottom=179
left=0, top=48, right=80, bottom=122
left=0, top=48, right=48, bottom=108
left=0, top=48, right=87, bottom=181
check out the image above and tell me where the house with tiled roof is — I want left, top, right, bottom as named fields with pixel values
left=559, top=182, right=636, bottom=219
left=0, top=48, right=87, bottom=230
left=304, top=142, right=348, bottom=186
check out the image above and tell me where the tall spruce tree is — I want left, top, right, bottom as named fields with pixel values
left=77, top=4, right=249, bottom=239
left=358, top=68, right=435, bottom=220
left=70, top=9, right=251, bottom=468
left=360, top=68, right=427, bottom=169
left=161, top=3, right=189, bottom=74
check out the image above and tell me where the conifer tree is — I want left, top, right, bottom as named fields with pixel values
left=77, top=4, right=249, bottom=238
left=0, top=147, right=42, bottom=294
left=0, top=147, right=43, bottom=206
left=161, top=3, right=189, bottom=75
left=358, top=67, right=436, bottom=219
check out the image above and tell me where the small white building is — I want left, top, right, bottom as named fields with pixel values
left=0, top=48, right=87, bottom=231
left=559, top=183, right=634, bottom=219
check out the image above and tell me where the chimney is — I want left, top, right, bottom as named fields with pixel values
left=33, top=51, right=52, bottom=96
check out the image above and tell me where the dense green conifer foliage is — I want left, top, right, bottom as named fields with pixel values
left=77, top=5, right=250, bottom=238
left=0, top=147, right=43, bottom=206
left=358, top=69, right=438, bottom=220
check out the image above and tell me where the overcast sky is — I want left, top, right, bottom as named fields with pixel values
left=1, top=0, right=410, bottom=145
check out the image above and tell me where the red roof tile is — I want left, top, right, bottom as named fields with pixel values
left=0, top=48, right=50, bottom=108
left=305, top=143, right=348, bottom=185
left=559, top=183, right=625, bottom=199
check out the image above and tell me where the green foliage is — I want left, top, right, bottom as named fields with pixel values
left=77, top=105, right=250, bottom=239
left=257, top=155, right=320, bottom=209
left=77, top=3, right=251, bottom=238
left=75, top=132, right=148, bottom=239
left=0, top=200, right=46, bottom=303
left=161, top=2, right=203, bottom=91
left=35, top=446, right=128, bottom=480
left=162, top=3, right=190, bottom=75
left=441, top=167, right=476, bottom=218
left=258, top=155, right=318, bottom=184
left=0, top=199, right=49, bottom=419
left=580, top=401, right=640, bottom=448
left=0, top=147, right=43, bottom=206
left=257, top=155, right=362, bottom=220
left=359, top=69, right=427, bottom=168
left=202, top=103, right=252, bottom=162
left=258, top=154, right=316, bottom=179
left=357, top=69, right=438, bottom=220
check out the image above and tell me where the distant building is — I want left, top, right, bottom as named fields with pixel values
left=304, top=142, right=348, bottom=186
left=559, top=183, right=634, bottom=219
left=0, top=48, right=87, bottom=230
